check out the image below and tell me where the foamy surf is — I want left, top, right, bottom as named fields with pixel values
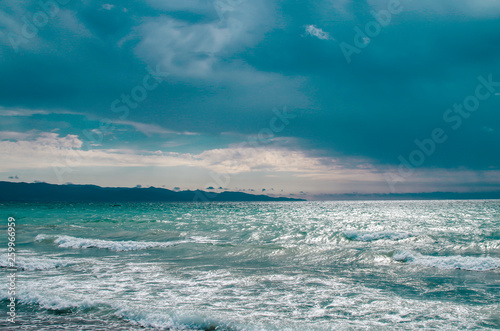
left=0, top=256, right=68, bottom=271
left=116, top=308, right=240, bottom=331
left=393, top=251, right=500, bottom=271
left=0, top=288, right=241, bottom=331
left=35, top=234, right=184, bottom=251
left=3, top=200, right=499, bottom=330
left=343, top=230, right=414, bottom=242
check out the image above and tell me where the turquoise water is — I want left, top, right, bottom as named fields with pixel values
left=0, top=201, right=499, bottom=330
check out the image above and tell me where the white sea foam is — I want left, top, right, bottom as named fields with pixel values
left=0, top=287, right=105, bottom=314
left=8, top=201, right=500, bottom=330
left=0, top=254, right=68, bottom=271
left=116, top=308, right=238, bottom=331
left=189, top=236, right=220, bottom=244
left=0, top=288, right=239, bottom=331
left=343, top=230, right=414, bottom=242
left=451, top=240, right=500, bottom=253
left=393, top=251, right=500, bottom=271
left=35, top=234, right=182, bottom=252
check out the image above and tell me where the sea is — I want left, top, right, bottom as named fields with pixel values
left=0, top=200, right=499, bottom=330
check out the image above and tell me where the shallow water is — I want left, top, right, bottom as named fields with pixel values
left=1, top=200, right=499, bottom=330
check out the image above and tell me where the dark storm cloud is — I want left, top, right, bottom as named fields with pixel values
left=240, top=0, right=500, bottom=169
left=0, top=0, right=499, bottom=173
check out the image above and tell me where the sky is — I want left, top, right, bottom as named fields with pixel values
left=0, top=0, right=499, bottom=199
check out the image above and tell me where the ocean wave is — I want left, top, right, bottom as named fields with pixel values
left=0, top=255, right=68, bottom=271
left=393, top=251, right=500, bottom=271
left=449, top=240, right=500, bottom=253
left=0, top=288, right=100, bottom=312
left=343, top=231, right=414, bottom=242
left=35, top=234, right=183, bottom=252
left=0, top=289, right=240, bottom=331
left=117, top=308, right=240, bottom=331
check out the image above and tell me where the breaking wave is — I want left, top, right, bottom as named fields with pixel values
left=0, top=254, right=68, bottom=271
left=343, top=231, right=414, bottom=242
left=35, top=234, right=183, bottom=252
left=393, top=251, right=500, bottom=271
left=0, top=290, right=241, bottom=331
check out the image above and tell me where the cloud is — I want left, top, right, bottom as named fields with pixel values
left=0, top=0, right=499, bottom=193
left=0, top=107, right=78, bottom=117
left=0, top=131, right=33, bottom=140
left=194, top=146, right=334, bottom=174
left=0, top=131, right=362, bottom=177
left=135, top=0, right=272, bottom=78
left=113, top=120, right=199, bottom=136
left=0, top=133, right=187, bottom=172
left=304, top=25, right=330, bottom=40
left=4, top=130, right=499, bottom=194
left=101, top=4, right=115, bottom=10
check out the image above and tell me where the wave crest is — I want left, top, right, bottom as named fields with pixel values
left=343, top=231, right=414, bottom=242
left=0, top=289, right=240, bottom=331
left=393, top=251, right=500, bottom=271
left=35, top=234, right=182, bottom=252
left=0, top=255, right=68, bottom=271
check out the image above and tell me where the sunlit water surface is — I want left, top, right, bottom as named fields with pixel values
left=1, top=201, right=499, bottom=330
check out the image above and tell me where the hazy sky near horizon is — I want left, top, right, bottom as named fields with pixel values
left=1, top=0, right=500, bottom=198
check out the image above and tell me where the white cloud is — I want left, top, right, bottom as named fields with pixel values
left=2, top=132, right=499, bottom=194
left=101, top=4, right=115, bottom=10
left=0, top=108, right=48, bottom=117
left=0, top=107, right=79, bottom=117
left=0, top=131, right=33, bottom=140
left=135, top=0, right=270, bottom=77
left=0, top=133, right=185, bottom=172
left=0, top=132, right=84, bottom=171
left=195, top=146, right=332, bottom=173
left=0, top=0, right=92, bottom=52
left=0, top=131, right=346, bottom=176
left=136, top=18, right=234, bottom=77
left=304, top=25, right=330, bottom=40
left=113, top=120, right=199, bottom=136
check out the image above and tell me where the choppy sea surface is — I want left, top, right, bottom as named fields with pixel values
left=0, top=200, right=499, bottom=330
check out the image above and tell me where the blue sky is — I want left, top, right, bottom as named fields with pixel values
left=1, top=0, right=499, bottom=198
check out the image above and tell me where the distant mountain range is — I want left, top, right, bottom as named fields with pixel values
left=0, top=181, right=305, bottom=202
left=1, top=181, right=499, bottom=202
left=312, top=191, right=500, bottom=200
